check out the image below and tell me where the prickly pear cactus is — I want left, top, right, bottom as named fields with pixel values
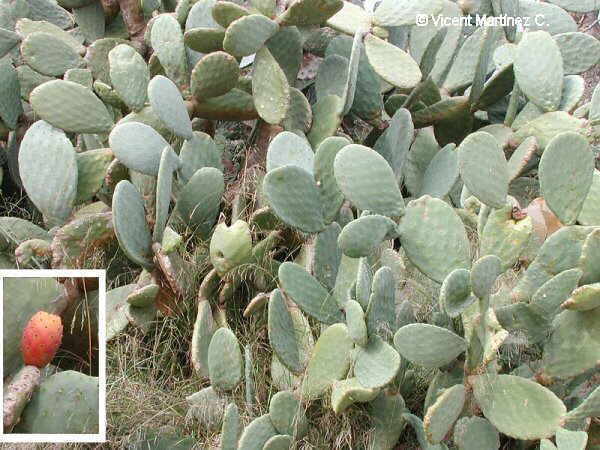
left=0, top=0, right=599, bottom=446
left=3, top=277, right=99, bottom=434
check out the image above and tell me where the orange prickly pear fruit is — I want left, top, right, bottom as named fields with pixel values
left=20, top=311, right=63, bottom=368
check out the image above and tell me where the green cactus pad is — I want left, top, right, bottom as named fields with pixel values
left=444, top=27, right=497, bottom=93
left=15, top=371, right=98, bottom=434
left=578, top=170, right=600, bottom=226
left=220, top=403, right=240, bottom=450
left=472, top=374, right=566, bottom=440
left=469, top=26, right=501, bottom=107
left=326, top=34, right=383, bottom=121
left=301, top=323, right=352, bottom=400
left=554, top=32, right=600, bottom=75
left=268, top=390, right=308, bottom=438
left=112, top=180, right=153, bottom=269
left=223, top=14, right=278, bottom=57
left=21, top=31, right=83, bottom=76
left=530, top=268, right=582, bottom=320
left=16, top=65, right=53, bottom=101
left=208, top=327, right=243, bottom=391
left=344, top=299, right=367, bottom=347
left=364, top=33, right=421, bottom=90
left=313, top=222, right=342, bottom=290
left=263, top=165, right=325, bottom=233
left=72, top=1, right=104, bottom=43
left=546, top=0, right=600, bottom=13
left=109, top=122, right=168, bottom=176
left=186, top=386, right=226, bottom=431
left=480, top=206, right=533, bottom=270
left=127, top=284, right=159, bottom=308
left=18, top=120, right=77, bottom=224
left=440, top=268, right=474, bottom=318
left=371, top=393, right=407, bottom=450
left=191, top=51, right=239, bottom=100
left=0, top=57, right=20, bottom=130
left=541, top=308, right=600, bottom=379
left=15, top=17, right=81, bottom=46
left=148, top=75, right=193, bottom=139
left=210, top=220, right=252, bottom=276
left=514, top=31, right=564, bottom=111
left=316, top=54, right=348, bottom=101
left=539, top=132, right=593, bottom=225
left=263, top=435, right=292, bottom=450
left=366, top=266, right=396, bottom=340
left=354, top=258, right=372, bottom=309
left=394, top=323, right=466, bottom=368
left=307, top=94, right=343, bottom=148
left=269, top=291, right=314, bottom=373
left=0, top=28, right=20, bottom=58
left=354, top=336, right=400, bottom=389
left=277, top=0, right=342, bottom=26
left=423, top=384, right=465, bottom=444
left=565, top=385, right=600, bottom=421
left=513, top=111, right=586, bottom=150
left=555, top=428, right=588, bottom=449
left=175, top=167, right=224, bottom=235
left=374, top=108, right=414, bottom=180
left=475, top=63, right=516, bottom=111
left=193, top=87, right=259, bottom=120
left=334, top=144, right=404, bottom=216
left=150, top=14, right=187, bottom=87
left=330, top=378, right=379, bottom=414
left=457, top=131, right=508, bottom=209
left=237, top=414, right=278, bottom=450
left=559, top=75, right=585, bottom=112
left=578, top=229, right=600, bottom=285
left=314, top=136, right=350, bottom=222
left=75, top=148, right=114, bottom=204
left=106, top=284, right=135, bottom=341
left=561, top=283, right=600, bottom=311
left=470, top=255, right=502, bottom=300
left=506, top=137, right=537, bottom=182
left=179, top=131, right=223, bottom=182
left=282, top=87, right=312, bottom=133
left=454, top=417, right=500, bottom=450
left=372, top=0, right=443, bottom=27
left=125, top=301, right=157, bottom=332
left=191, top=299, right=216, bottom=378
left=252, top=46, right=290, bottom=124
left=278, top=262, right=342, bottom=324
left=512, top=226, right=594, bottom=303
left=30, top=79, right=113, bottom=133
left=184, top=27, right=225, bottom=53
left=212, top=1, right=248, bottom=27
left=266, top=131, right=314, bottom=174
left=399, top=195, right=470, bottom=283
left=404, top=128, right=440, bottom=196
left=326, top=1, right=371, bottom=35
left=108, top=44, right=149, bottom=111
left=337, top=215, right=395, bottom=258
left=266, top=26, right=303, bottom=84
left=420, top=144, right=458, bottom=198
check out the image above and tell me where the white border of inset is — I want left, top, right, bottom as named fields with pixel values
left=0, top=269, right=106, bottom=443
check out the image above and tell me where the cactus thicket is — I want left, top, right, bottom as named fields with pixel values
left=0, top=0, right=599, bottom=446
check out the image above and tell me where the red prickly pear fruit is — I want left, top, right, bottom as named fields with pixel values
left=20, top=311, right=63, bottom=368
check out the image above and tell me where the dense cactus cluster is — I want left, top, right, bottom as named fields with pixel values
left=0, top=0, right=599, bottom=447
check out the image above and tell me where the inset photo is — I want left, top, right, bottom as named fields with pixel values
left=1, top=270, right=106, bottom=443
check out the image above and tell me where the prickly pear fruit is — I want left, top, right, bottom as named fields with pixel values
left=21, top=311, right=63, bottom=368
